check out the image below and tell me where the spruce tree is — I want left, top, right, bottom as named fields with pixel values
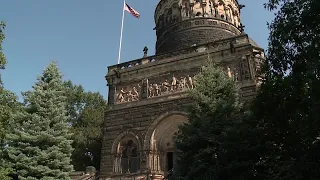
left=0, top=21, right=8, bottom=138
left=5, top=62, right=73, bottom=180
left=0, top=21, right=16, bottom=180
left=173, top=60, right=242, bottom=180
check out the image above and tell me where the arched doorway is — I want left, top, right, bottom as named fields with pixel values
left=146, top=113, right=188, bottom=173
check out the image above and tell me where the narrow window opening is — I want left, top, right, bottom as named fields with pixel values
left=167, top=152, right=174, bottom=171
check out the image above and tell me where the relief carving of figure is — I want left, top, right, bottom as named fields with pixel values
left=209, top=1, right=214, bottom=16
left=177, top=76, right=186, bottom=90
left=217, top=2, right=225, bottom=19
left=187, top=75, right=194, bottom=89
left=117, top=88, right=126, bottom=103
left=148, top=83, right=154, bottom=97
left=214, top=5, right=219, bottom=17
left=181, top=2, right=190, bottom=18
left=227, top=67, right=232, bottom=78
left=171, top=75, right=177, bottom=91
left=127, top=90, right=134, bottom=102
left=193, top=1, right=202, bottom=16
left=153, top=83, right=161, bottom=96
left=225, top=8, right=230, bottom=21
left=132, top=86, right=139, bottom=101
left=162, top=79, right=170, bottom=92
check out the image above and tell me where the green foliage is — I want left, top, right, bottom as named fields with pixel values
left=0, top=20, right=15, bottom=180
left=4, top=62, right=73, bottom=180
left=172, top=61, right=242, bottom=180
left=0, top=21, right=6, bottom=85
left=63, top=81, right=106, bottom=171
left=0, top=20, right=8, bottom=143
left=0, top=167, right=11, bottom=180
left=241, top=0, right=320, bottom=179
left=0, top=89, right=18, bottom=144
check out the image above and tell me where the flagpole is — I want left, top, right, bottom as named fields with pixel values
left=118, top=0, right=126, bottom=64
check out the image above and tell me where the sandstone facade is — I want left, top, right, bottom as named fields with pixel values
left=100, top=0, right=265, bottom=179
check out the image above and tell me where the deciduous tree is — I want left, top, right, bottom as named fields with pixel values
left=64, top=81, right=106, bottom=171
left=239, top=0, right=320, bottom=179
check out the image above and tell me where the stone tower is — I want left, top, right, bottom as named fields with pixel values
left=100, top=0, right=265, bottom=179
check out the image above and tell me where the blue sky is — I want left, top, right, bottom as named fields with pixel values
left=1, top=0, right=274, bottom=100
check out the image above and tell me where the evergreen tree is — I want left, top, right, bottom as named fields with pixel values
left=0, top=21, right=6, bottom=85
left=5, top=62, right=73, bottom=180
left=0, top=21, right=8, bottom=138
left=0, top=21, right=16, bottom=180
left=172, top=61, right=242, bottom=180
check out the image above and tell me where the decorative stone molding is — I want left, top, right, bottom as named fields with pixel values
left=143, top=111, right=188, bottom=150
left=106, top=34, right=253, bottom=72
left=156, top=18, right=241, bottom=54
left=111, top=130, right=143, bottom=154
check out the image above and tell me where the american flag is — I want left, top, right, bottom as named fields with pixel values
left=124, top=3, right=140, bottom=19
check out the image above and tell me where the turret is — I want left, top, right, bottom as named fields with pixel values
left=154, top=0, right=243, bottom=54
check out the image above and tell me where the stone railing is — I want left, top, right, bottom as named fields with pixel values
left=108, top=34, right=251, bottom=72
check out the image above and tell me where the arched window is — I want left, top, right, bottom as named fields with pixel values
left=118, top=138, right=140, bottom=173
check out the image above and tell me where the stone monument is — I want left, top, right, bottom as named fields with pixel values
left=100, top=0, right=265, bottom=179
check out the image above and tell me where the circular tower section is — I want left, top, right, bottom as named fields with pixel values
left=155, top=0, right=242, bottom=54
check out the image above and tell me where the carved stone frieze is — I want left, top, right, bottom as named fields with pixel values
left=146, top=71, right=197, bottom=98
left=115, top=83, right=142, bottom=104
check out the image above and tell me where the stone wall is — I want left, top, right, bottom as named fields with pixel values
left=100, top=96, right=191, bottom=179
left=100, top=34, right=264, bottom=179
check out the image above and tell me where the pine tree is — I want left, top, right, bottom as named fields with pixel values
left=0, top=21, right=8, bottom=139
left=5, top=62, right=73, bottom=180
left=0, top=21, right=6, bottom=85
left=0, top=20, right=15, bottom=180
left=172, top=60, right=242, bottom=180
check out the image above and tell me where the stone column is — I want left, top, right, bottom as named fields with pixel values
left=112, top=154, right=122, bottom=173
